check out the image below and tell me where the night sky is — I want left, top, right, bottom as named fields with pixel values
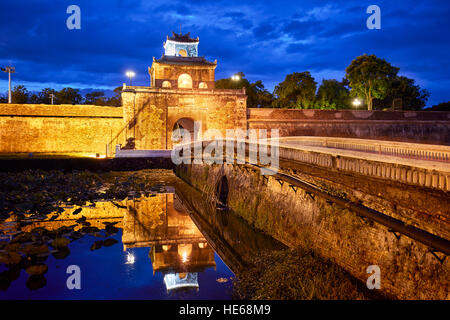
left=0, top=0, right=449, bottom=106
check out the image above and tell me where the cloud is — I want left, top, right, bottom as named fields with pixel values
left=0, top=0, right=448, bottom=106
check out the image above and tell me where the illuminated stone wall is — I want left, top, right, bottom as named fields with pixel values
left=0, top=104, right=123, bottom=154
left=177, top=161, right=450, bottom=299
left=150, top=61, right=216, bottom=89
left=121, top=87, right=247, bottom=150
left=248, top=108, right=450, bottom=145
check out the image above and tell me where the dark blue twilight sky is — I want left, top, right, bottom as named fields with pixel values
left=0, top=0, right=449, bottom=106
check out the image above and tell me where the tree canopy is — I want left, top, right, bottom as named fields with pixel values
left=273, top=71, right=317, bottom=108
left=215, top=72, right=273, bottom=108
left=315, top=79, right=350, bottom=109
left=372, top=75, right=429, bottom=110
left=1, top=86, right=122, bottom=106
left=11, top=85, right=30, bottom=104
left=84, top=91, right=107, bottom=105
left=345, top=54, right=399, bottom=110
left=427, top=101, right=450, bottom=111
left=56, top=87, right=83, bottom=104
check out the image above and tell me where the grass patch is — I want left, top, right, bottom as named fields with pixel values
left=233, top=247, right=383, bottom=300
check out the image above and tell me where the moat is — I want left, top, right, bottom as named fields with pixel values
left=0, top=169, right=383, bottom=300
left=0, top=169, right=278, bottom=299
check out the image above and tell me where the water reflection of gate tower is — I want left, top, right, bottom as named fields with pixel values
left=148, top=31, right=217, bottom=89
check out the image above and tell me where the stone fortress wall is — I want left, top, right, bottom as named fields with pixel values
left=0, top=102, right=449, bottom=155
left=248, top=108, right=450, bottom=145
left=0, top=104, right=123, bottom=154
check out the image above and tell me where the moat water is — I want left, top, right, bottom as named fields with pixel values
left=0, top=171, right=283, bottom=299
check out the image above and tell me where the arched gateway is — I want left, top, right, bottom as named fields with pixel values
left=119, top=31, right=247, bottom=151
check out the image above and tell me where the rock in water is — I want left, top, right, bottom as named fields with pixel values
left=0, top=252, right=22, bottom=265
left=90, top=240, right=104, bottom=251
left=103, top=238, right=118, bottom=247
left=25, top=264, right=48, bottom=276
left=51, top=237, right=70, bottom=248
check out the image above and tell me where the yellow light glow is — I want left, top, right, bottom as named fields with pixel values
left=178, top=243, right=192, bottom=263
left=353, top=98, right=362, bottom=107
left=87, top=154, right=106, bottom=159
left=126, top=71, right=136, bottom=78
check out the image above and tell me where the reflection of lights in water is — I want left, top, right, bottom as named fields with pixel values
left=178, top=244, right=192, bottom=263
left=182, top=251, right=188, bottom=263
left=163, top=273, right=199, bottom=292
left=125, top=252, right=135, bottom=264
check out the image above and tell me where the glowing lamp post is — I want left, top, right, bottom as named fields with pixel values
left=231, top=74, right=240, bottom=81
left=125, top=71, right=136, bottom=86
left=352, top=98, right=362, bottom=108
left=1, top=66, right=15, bottom=104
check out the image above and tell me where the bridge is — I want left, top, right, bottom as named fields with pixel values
left=174, top=136, right=450, bottom=300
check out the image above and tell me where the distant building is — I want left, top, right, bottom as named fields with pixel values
left=163, top=31, right=199, bottom=57
left=148, top=31, right=217, bottom=89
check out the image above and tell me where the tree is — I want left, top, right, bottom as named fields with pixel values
left=0, top=92, right=7, bottom=103
left=345, top=54, right=399, bottom=110
left=56, top=87, right=83, bottom=104
left=28, top=88, right=58, bottom=104
left=215, top=72, right=273, bottom=108
left=315, top=79, right=350, bottom=109
left=84, top=91, right=107, bottom=105
left=11, top=85, right=30, bottom=104
left=105, top=86, right=122, bottom=107
left=427, top=101, right=450, bottom=111
left=273, top=72, right=317, bottom=108
left=39, top=88, right=58, bottom=104
left=373, top=76, right=429, bottom=110
left=247, top=80, right=274, bottom=108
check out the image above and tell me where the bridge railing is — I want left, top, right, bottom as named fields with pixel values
left=272, top=136, right=450, bottom=162
left=175, top=137, right=450, bottom=192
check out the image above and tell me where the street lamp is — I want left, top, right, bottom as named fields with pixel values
left=126, top=71, right=136, bottom=86
left=1, top=66, right=15, bottom=104
left=352, top=98, right=362, bottom=108
left=231, top=74, right=240, bottom=81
